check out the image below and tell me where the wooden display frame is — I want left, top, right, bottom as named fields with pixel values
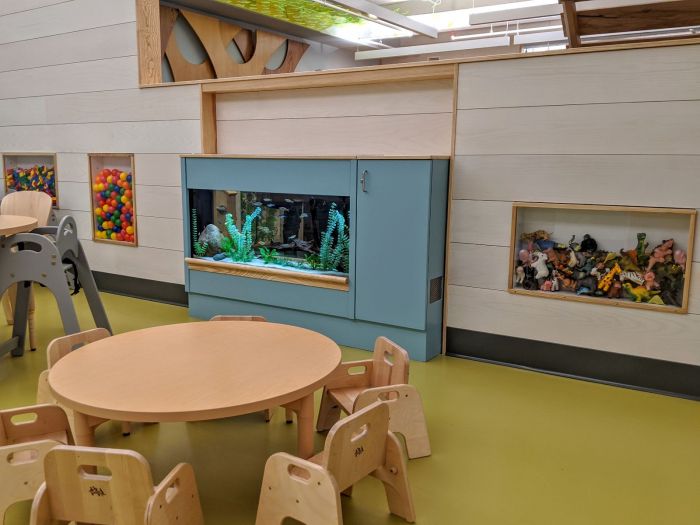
left=185, top=257, right=350, bottom=291
left=2, top=152, right=59, bottom=207
left=507, top=202, right=696, bottom=314
left=88, top=153, right=138, bottom=247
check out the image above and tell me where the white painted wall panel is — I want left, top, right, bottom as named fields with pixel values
left=0, top=56, right=138, bottom=99
left=138, top=217, right=184, bottom=251
left=135, top=186, right=183, bottom=220
left=458, top=45, right=700, bottom=109
left=56, top=153, right=88, bottom=182
left=0, top=0, right=135, bottom=44
left=57, top=181, right=90, bottom=211
left=134, top=154, right=183, bottom=187
left=448, top=285, right=700, bottom=365
left=82, top=242, right=184, bottom=284
left=0, top=23, right=136, bottom=73
left=456, top=101, right=700, bottom=156
left=449, top=200, right=512, bottom=246
left=218, top=113, right=453, bottom=156
left=0, top=0, right=71, bottom=17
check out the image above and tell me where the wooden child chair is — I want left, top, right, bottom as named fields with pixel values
left=0, top=404, right=73, bottom=521
left=1, top=191, right=52, bottom=351
left=255, top=401, right=415, bottom=525
left=316, top=337, right=431, bottom=459
left=209, top=314, right=293, bottom=423
left=29, top=446, right=204, bottom=525
left=37, top=328, right=132, bottom=436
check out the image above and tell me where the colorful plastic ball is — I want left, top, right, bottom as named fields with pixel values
left=119, top=172, right=127, bottom=181
left=126, top=226, right=134, bottom=235
left=102, top=204, right=109, bottom=212
left=125, top=190, right=132, bottom=199
left=110, top=233, right=117, bottom=240
left=126, top=175, right=132, bottom=183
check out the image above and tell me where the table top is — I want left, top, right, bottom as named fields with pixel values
left=49, top=322, right=342, bottom=422
left=0, top=214, right=37, bottom=236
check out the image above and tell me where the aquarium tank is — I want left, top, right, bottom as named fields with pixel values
left=190, top=189, right=350, bottom=275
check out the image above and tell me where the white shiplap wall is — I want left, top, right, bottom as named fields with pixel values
left=0, top=0, right=200, bottom=284
left=451, top=45, right=700, bottom=365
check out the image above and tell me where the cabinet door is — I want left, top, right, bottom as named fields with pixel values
left=355, top=160, right=431, bottom=330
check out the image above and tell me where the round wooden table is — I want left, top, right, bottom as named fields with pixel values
left=0, top=214, right=38, bottom=236
left=49, top=321, right=341, bottom=458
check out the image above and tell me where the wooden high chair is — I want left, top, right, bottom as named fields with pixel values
left=256, top=401, right=415, bottom=525
left=317, top=337, right=431, bottom=459
left=37, top=328, right=132, bottom=436
left=1, top=191, right=52, bottom=352
left=209, top=314, right=293, bottom=423
left=29, top=446, right=204, bottom=525
left=0, top=404, right=73, bottom=521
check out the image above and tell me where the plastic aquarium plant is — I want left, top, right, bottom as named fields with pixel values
left=224, top=206, right=261, bottom=262
left=259, top=247, right=278, bottom=264
left=191, top=209, right=208, bottom=257
left=319, top=203, right=349, bottom=273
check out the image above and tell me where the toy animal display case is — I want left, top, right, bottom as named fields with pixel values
left=508, top=203, right=696, bottom=313
left=88, top=153, right=137, bottom=246
left=3, top=153, right=58, bottom=207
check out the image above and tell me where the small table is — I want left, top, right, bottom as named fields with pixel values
left=0, top=214, right=39, bottom=357
left=49, top=321, right=341, bottom=458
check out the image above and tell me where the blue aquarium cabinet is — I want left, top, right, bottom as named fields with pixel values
left=181, top=157, right=449, bottom=361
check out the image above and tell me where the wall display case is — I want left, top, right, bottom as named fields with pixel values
left=88, top=154, right=137, bottom=246
left=3, top=153, right=58, bottom=206
left=508, top=203, right=696, bottom=313
left=182, top=156, right=449, bottom=361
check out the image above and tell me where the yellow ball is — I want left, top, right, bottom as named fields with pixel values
left=102, top=204, right=109, bottom=212
left=94, top=207, right=102, bottom=216
left=120, top=196, right=128, bottom=203
left=97, top=183, right=104, bottom=192
left=92, top=184, right=99, bottom=192
left=126, top=226, right=134, bottom=235
left=106, top=176, right=113, bottom=184
left=119, top=172, right=127, bottom=181
left=110, top=233, right=117, bottom=240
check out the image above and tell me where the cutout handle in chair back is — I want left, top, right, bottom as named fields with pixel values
left=46, top=327, right=111, bottom=368
left=0, top=404, right=72, bottom=445
left=371, top=337, right=410, bottom=387
left=209, top=315, right=267, bottom=322
left=42, top=446, right=154, bottom=524
left=323, top=401, right=390, bottom=491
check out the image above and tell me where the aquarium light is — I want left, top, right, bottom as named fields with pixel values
left=451, top=23, right=562, bottom=40
left=469, top=1, right=561, bottom=26
left=354, top=35, right=510, bottom=60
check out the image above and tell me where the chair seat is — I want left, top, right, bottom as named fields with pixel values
left=328, top=387, right=366, bottom=414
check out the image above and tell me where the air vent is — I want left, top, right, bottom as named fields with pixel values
left=429, top=276, right=443, bottom=303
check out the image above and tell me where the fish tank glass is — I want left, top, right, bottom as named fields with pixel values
left=190, top=189, right=350, bottom=276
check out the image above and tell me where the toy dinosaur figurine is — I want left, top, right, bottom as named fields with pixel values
left=622, top=282, right=660, bottom=303
left=619, top=271, right=644, bottom=285
left=636, top=233, right=649, bottom=267
left=674, top=249, right=687, bottom=270
left=597, top=263, right=621, bottom=292
left=531, top=251, right=549, bottom=279
left=646, top=238, right=674, bottom=271
left=643, top=270, right=659, bottom=291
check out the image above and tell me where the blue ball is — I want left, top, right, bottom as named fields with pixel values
left=126, top=175, right=132, bottom=183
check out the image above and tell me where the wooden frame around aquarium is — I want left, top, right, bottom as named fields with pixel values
left=507, top=202, right=697, bottom=314
left=88, top=153, right=138, bottom=247
left=2, top=152, right=59, bottom=208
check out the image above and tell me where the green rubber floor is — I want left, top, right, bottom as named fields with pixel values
left=1, top=287, right=699, bottom=524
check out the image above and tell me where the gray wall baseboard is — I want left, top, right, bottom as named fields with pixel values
left=447, top=327, right=700, bottom=401
left=93, top=272, right=188, bottom=306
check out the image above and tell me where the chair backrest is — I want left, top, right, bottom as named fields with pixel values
left=0, top=404, right=72, bottom=446
left=322, top=401, right=390, bottom=491
left=370, top=337, right=409, bottom=387
left=209, top=315, right=267, bottom=322
left=46, top=327, right=111, bottom=369
left=0, top=191, right=52, bottom=227
left=41, top=446, right=155, bottom=524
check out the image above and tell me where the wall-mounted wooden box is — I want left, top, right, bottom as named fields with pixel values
left=3, top=152, right=58, bottom=207
left=508, top=203, right=696, bottom=313
left=88, top=153, right=137, bottom=246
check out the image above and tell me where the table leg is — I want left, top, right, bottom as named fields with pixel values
left=284, top=393, right=315, bottom=459
left=72, top=411, right=95, bottom=446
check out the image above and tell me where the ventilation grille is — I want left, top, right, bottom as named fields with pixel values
left=429, top=276, right=443, bottom=303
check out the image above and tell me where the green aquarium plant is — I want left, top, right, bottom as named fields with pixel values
left=191, top=209, right=208, bottom=257
left=304, top=253, right=320, bottom=270
left=259, top=247, right=278, bottom=264
left=224, top=207, right=262, bottom=262
left=319, top=203, right=350, bottom=273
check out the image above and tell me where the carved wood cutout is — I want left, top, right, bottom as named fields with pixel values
left=159, top=5, right=178, bottom=57
left=160, top=7, right=309, bottom=81
left=264, top=40, right=310, bottom=75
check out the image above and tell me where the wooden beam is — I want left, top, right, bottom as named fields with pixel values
left=561, top=0, right=581, bottom=47
left=578, top=0, right=700, bottom=36
left=200, top=90, right=217, bottom=154
left=135, top=0, right=163, bottom=85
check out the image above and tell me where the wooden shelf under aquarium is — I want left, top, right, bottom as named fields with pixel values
left=185, top=258, right=350, bottom=291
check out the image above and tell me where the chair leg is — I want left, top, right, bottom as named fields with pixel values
left=263, top=408, right=274, bottom=422
left=316, top=388, right=341, bottom=432
left=28, top=287, right=36, bottom=351
left=285, top=408, right=294, bottom=424
left=121, top=421, right=131, bottom=436
left=2, top=288, right=14, bottom=326
left=373, top=433, right=416, bottom=523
